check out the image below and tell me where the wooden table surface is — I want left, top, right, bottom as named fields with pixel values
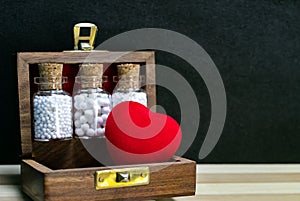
left=1, top=164, right=300, bottom=201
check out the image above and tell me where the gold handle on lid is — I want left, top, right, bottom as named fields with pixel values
left=73, top=22, right=98, bottom=50
left=94, top=167, right=150, bottom=190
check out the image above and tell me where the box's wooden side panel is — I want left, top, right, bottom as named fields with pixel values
left=43, top=159, right=196, bottom=201
left=33, top=140, right=75, bottom=170
left=145, top=52, right=156, bottom=108
left=33, top=138, right=112, bottom=170
left=21, top=160, right=48, bottom=201
left=147, top=160, right=196, bottom=199
left=72, top=138, right=114, bottom=168
left=17, top=54, right=33, bottom=157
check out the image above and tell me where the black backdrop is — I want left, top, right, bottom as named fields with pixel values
left=1, top=0, right=300, bottom=164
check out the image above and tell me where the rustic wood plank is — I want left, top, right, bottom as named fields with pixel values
left=197, top=164, right=300, bottom=173
left=0, top=165, right=21, bottom=185
left=158, top=194, right=300, bottom=201
left=197, top=164, right=300, bottom=183
left=32, top=140, right=75, bottom=170
left=18, top=52, right=154, bottom=64
left=0, top=185, right=27, bottom=198
left=198, top=172, right=300, bottom=183
left=196, top=183, right=300, bottom=195
left=0, top=165, right=20, bottom=175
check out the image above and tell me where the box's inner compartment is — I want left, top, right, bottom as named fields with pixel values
left=28, top=63, right=148, bottom=170
left=23, top=155, right=185, bottom=173
left=31, top=139, right=179, bottom=170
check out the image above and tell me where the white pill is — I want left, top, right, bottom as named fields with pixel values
left=74, top=111, right=82, bottom=119
left=80, top=116, right=87, bottom=123
left=81, top=123, right=89, bottom=131
left=97, top=116, right=103, bottom=125
left=87, top=117, right=94, bottom=124
left=99, top=98, right=110, bottom=107
left=75, top=128, right=84, bottom=136
left=74, top=94, right=85, bottom=103
left=84, top=109, right=94, bottom=118
left=79, top=102, right=87, bottom=110
left=86, top=129, right=95, bottom=136
left=102, top=107, right=110, bottom=114
left=86, top=98, right=95, bottom=108
left=74, top=102, right=81, bottom=110
left=96, top=128, right=105, bottom=136
left=102, top=114, right=108, bottom=122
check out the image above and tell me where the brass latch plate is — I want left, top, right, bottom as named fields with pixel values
left=95, top=167, right=150, bottom=190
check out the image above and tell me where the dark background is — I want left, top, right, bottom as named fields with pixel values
left=1, top=0, right=300, bottom=164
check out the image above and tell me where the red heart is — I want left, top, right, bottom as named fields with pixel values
left=105, top=101, right=182, bottom=165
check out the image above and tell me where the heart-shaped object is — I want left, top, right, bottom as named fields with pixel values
left=105, top=101, right=182, bottom=165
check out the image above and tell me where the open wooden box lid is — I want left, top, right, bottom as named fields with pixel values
left=17, top=51, right=196, bottom=201
left=17, top=51, right=156, bottom=158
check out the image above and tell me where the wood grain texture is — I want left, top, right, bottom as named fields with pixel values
left=157, top=194, right=300, bottom=201
left=18, top=52, right=154, bottom=64
left=17, top=54, right=33, bottom=157
left=21, top=157, right=196, bottom=201
left=197, top=164, right=300, bottom=183
left=145, top=52, right=156, bottom=109
left=32, top=138, right=110, bottom=170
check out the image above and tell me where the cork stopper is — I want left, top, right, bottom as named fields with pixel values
left=37, top=63, right=64, bottom=90
left=117, top=63, right=140, bottom=89
left=78, top=63, right=104, bottom=88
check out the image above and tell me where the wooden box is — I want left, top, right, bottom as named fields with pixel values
left=17, top=51, right=196, bottom=201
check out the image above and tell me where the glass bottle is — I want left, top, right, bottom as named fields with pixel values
left=33, top=63, right=73, bottom=141
left=111, top=63, right=147, bottom=108
left=73, top=64, right=111, bottom=138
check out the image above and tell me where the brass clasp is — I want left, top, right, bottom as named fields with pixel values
left=95, top=167, right=150, bottom=190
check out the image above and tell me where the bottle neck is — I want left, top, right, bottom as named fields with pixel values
left=75, top=76, right=102, bottom=89
left=34, top=76, right=67, bottom=91
left=117, top=78, right=140, bottom=89
left=79, top=82, right=100, bottom=89
left=38, top=83, right=62, bottom=91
